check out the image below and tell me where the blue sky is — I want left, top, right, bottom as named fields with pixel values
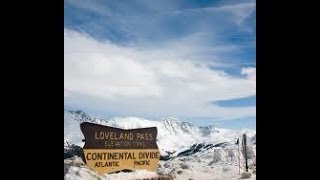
left=64, top=0, right=256, bottom=129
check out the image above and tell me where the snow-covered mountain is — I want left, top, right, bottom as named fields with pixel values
left=64, top=110, right=255, bottom=155
left=64, top=110, right=256, bottom=180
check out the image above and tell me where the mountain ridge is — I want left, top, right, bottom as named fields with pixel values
left=64, top=110, right=255, bottom=155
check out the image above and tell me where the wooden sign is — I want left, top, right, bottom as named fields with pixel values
left=80, top=122, right=160, bottom=174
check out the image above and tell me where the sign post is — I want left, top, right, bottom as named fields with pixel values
left=80, top=122, right=160, bottom=174
left=242, top=134, right=248, bottom=172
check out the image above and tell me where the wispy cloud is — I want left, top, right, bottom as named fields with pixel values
left=241, top=67, right=256, bottom=80
left=64, top=0, right=256, bottom=126
left=65, top=0, right=255, bottom=45
left=64, top=29, right=255, bottom=120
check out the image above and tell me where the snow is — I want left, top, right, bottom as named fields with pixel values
left=157, top=142, right=256, bottom=180
left=65, top=156, right=164, bottom=180
left=64, top=111, right=85, bottom=147
left=64, top=110, right=255, bottom=155
left=64, top=110, right=256, bottom=180
left=103, top=170, right=160, bottom=180
left=65, top=151, right=256, bottom=180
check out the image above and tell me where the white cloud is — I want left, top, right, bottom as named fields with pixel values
left=241, top=67, right=256, bottom=80
left=216, top=2, right=255, bottom=25
left=64, top=29, right=256, bottom=120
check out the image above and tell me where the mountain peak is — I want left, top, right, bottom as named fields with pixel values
left=64, top=110, right=256, bottom=155
left=65, top=110, right=96, bottom=123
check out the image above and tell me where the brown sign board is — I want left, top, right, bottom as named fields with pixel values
left=80, top=122, right=160, bottom=174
